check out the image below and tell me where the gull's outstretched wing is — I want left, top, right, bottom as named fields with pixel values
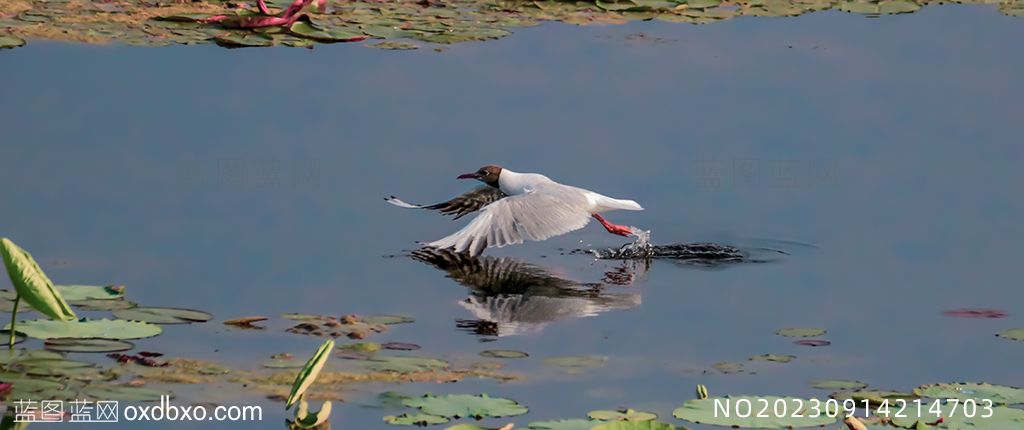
left=427, top=183, right=592, bottom=256
left=385, top=186, right=507, bottom=220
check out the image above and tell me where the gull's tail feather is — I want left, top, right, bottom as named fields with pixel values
left=594, top=195, right=643, bottom=211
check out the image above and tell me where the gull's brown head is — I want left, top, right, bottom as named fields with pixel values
left=457, top=165, right=503, bottom=188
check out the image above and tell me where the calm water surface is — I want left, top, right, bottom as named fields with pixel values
left=1, top=5, right=1023, bottom=429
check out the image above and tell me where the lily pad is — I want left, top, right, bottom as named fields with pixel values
left=83, top=385, right=172, bottom=401
left=54, top=284, right=125, bottom=301
left=713, top=362, right=744, bottom=373
left=113, top=307, right=212, bottom=324
left=588, top=408, right=657, bottom=421
left=810, top=379, right=868, bottom=390
left=215, top=32, right=274, bottom=47
left=673, top=396, right=838, bottom=428
left=382, top=342, right=420, bottom=351
left=363, top=315, right=416, bottom=325
left=371, top=41, right=419, bottom=50
left=592, top=421, right=682, bottom=430
left=831, top=389, right=917, bottom=407
left=480, top=349, right=529, bottom=359
left=914, top=382, right=1024, bottom=405
left=289, top=22, right=366, bottom=42
left=0, top=330, right=26, bottom=345
left=70, top=299, right=137, bottom=311
left=775, top=327, right=826, bottom=338
left=749, top=354, right=795, bottom=363
left=359, top=356, right=450, bottom=373
left=403, top=393, right=528, bottom=419
left=6, top=318, right=162, bottom=340
left=996, top=328, right=1024, bottom=341
left=527, top=419, right=599, bottom=430
left=384, top=412, right=449, bottom=426
left=882, top=401, right=1024, bottom=428
left=0, top=36, right=26, bottom=49
left=44, top=338, right=135, bottom=353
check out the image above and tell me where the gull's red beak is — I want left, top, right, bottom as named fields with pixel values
left=457, top=173, right=481, bottom=180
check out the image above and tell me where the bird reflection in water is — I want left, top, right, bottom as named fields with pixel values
left=410, top=248, right=641, bottom=339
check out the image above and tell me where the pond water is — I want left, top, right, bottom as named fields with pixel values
left=1, top=4, right=1023, bottom=429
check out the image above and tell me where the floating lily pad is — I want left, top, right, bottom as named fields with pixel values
left=215, top=32, right=274, bottom=47
left=384, top=412, right=449, bottom=426
left=0, top=330, right=25, bottom=345
left=363, top=315, right=416, bottom=325
left=70, top=299, right=137, bottom=311
left=44, top=338, right=134, bottom=353
left=113, top=307, right=212, bottom=324
left=831, top=389, right=917, bottom=407
left=997, top=328, right=1024, bottom=341
left=588, top=408, right=657, bottom=421
left=914, top=382, right=1024, bottom=405
left=480, top=350, right=528, bottom=359
left=674, top=396, right=837, bottom=428
left=0, top=36, right=26, bottom=49
left=84, top=385, right=172, bottom=401
left=223, top=316, right=268, bottom=329
left=339, top=342, right=381, bottom=353
left=360, top=356, right=450, bottom=373
left=527, top=419, right=599, bottom=430
left=54, top=285, right=124, bottom=301
left=591, top=421, right=682, bottom=430
left=382, top=342, right=420, bottom=351
left=882, top=401, right=1024, bottom=428
left=371, top=41, right=419, bottom=50
left=810, top=379, right=868, bottom=390
left=289, top=22, right=366, bottom=42
left=713, top=362, right=744, bottom=373
left=403, top=394, right=529, bottom=419
left=749, top=354, right=795, bottom=363
left=775, top=327, right=826, bottom=338
left=7, top=318, right=162, bottom=340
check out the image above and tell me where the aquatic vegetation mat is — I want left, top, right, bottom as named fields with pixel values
left=2, top=0, right=1023, bottom=50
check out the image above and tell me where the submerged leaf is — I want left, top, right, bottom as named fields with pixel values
left=480, top=350, right=528, bottom=359
left=0, top=238, right=76, bottom=321
left=810, top=379, right=868, bottom=390
left=289, top=22, right=366, bottom=42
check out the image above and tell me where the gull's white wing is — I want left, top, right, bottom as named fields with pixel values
left=427, top=183, right=592, bottom=255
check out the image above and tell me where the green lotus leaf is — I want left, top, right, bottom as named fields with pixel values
left=681, top=0, right=721, bottom=8
left=914, top=382, right=1024, bottom=405
left=359, top=356, right=450, bottom=373
left=1, top=238, right=76, bottom=321
left=591, top=421, right=683, bottom=430
left=480, top=349, right=529, bottom=359
left=809, top=379, right=868, bottom=390
left=290, top=22, right=366, bottom=42
left=713, top=362, right=744, bottom=373
left=749, top=354, right=795, bottom=363
left=673, top=396, right=838, bottom=428
left=6, top=318, right=162, bottom=340
left=293, top=398, right=332, bottom=429
left=775, top=327, right=825, bottom=338
left=215, top=32, right=274, bottom=47
left=878, top=0, right=921, bottom=13
left=830, top=390, right=917, bottom=407
left=588, top=408, right=657, bottom=421
left=339, top=342, right=381, bottom=353
left=362, top=315, right=415, bottom=325
left=286, top=339, right=334, bottom=409
left=403, top=393, right=528, bottom=419
left=527, top=419, right=598, bottom=430
left=997, top=328, right=1024, bottom=341
left=54, top=284, right=124, bottom=301
left=543, top=355, right=608, bottom=368
left=370, top=41, right=419, bottom=50
left=83, top=384, right=173, bottom=401
left=113, top=306, right=212, bottom=324
left=44, top=338, right=135, bottom=353
left=1, top=373, right=66, bottom=398
left=384, top=412, right=449, bottom=426
left=0, top=36, right=26, bottom=49
left=71, top=299, right=137, bottom=311
left=596, top=0, right=648, bottom=12
left=0, top=330, right=26, bottom=345
left=881, top=401, right=1024, bottom=428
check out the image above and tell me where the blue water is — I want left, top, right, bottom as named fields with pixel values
left=1, top=4, right=1022, bottom=429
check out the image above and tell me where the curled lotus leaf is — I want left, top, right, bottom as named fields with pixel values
left=384, top=412, right=449, bottom=426
left=775, top=327, right=825, bottom=338
left=293, top=398, right=332, bottom=429
left=6, top=318, right=162, bottom=340
left=112, top=307, right=212, bottom=324
left=286, top=339, right=334, bottom=409
left=673, top=396, right=838, bottom=428
left=1, top=238, right=76, bottom=321
left=914, top=382, right=1024, bottom=405
left=402, top=393, right=528, bottom=419
left=588, top=408, right=657, bottom=421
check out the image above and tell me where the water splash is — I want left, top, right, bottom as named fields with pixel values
left=574, top=227, right=783, bottom=265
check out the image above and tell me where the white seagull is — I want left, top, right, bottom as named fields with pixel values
left=386, top=165, right=643, bottom=256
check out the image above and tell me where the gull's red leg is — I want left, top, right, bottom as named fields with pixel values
left=256, top=0, right=271, bottom=14
left=592, top=214, right=633, bottom=237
